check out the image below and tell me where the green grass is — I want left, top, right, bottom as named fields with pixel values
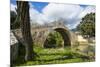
left=13, top=47, right=94, bottom=66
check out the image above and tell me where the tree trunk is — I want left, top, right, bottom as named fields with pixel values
left=17, top=1, right=34, bottom=61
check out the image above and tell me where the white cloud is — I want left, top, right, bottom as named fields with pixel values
left=10, top=4, right=17, bottom=12
left=78, top=5, right=95, bottom=19
left=42, top=3, right=95, bottom=29
left=42, top=3, right=83, bottom=20
left=29, top=3, right=49, bottom=25
left=10, top=3, right=95, bottom=29
left=29, top=8, right=49, bottom=25
left=42, top=3, right=84, bottom=29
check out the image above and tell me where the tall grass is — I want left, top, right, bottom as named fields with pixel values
left=14, top=47, right=94, bottom=66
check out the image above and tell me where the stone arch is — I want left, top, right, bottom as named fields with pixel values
left=43, top=27, right=71, bottom=48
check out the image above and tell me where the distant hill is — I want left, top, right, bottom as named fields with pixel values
left=71, top=28, right=77, bottom=32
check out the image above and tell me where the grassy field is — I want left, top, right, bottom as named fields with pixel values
left=14, top=47, right=94, bottom=66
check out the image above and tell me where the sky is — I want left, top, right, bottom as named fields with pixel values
left=10, top=0, right=95, bottom=29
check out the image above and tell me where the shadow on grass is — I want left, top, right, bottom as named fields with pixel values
left=33, top=52, right=91, bottom=62
left=11, top=45, right=92, bottom=66
left=11, top=43, right=39, bottom=67
left=11, top=52, right=91, bottom=66
left=11, top=52, right=39, bottom=67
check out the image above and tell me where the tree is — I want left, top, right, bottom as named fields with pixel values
left=77, top=13, right=95, bottom=37
left=10, top=11, right=20, bottom=29
left=16, top=1, right=34, bottom=61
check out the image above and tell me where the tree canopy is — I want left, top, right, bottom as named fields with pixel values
left=77, top=13, right=95, bottom=37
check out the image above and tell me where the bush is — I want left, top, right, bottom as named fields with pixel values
left=44, top=31, right=64, bottom=48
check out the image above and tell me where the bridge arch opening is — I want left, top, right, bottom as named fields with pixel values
left=44, top=28, right=71, bottom=48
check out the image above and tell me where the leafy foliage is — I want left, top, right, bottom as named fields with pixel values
left=44, top=31, right=64, bottom=48
left=77, top=13, right=95, bottom=37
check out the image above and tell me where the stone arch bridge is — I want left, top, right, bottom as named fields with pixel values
left=11, top=22, right=77, bottom=48
left=31, top=22, right=77, bottom=48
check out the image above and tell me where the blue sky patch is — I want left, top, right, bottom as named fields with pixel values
left=30, top=2, right=48, bottom=12
left=11, top=0, right=87, bottom=13
left=11, top=0, right=16, bottom=5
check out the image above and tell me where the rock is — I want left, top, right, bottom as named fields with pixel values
left=10, top=31, right=18, bottom=45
